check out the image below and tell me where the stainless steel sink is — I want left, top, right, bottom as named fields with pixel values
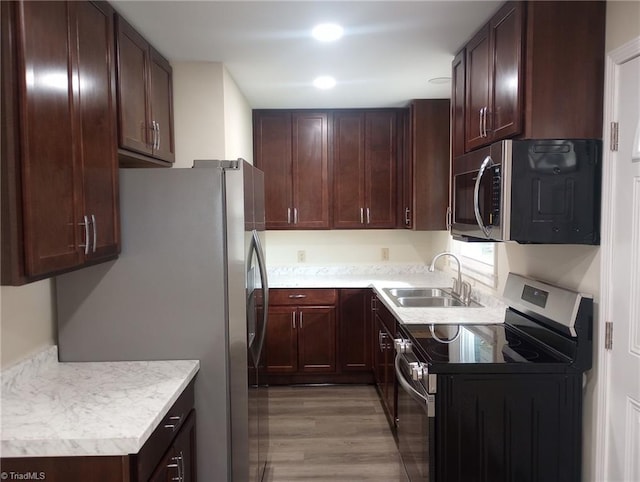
left=384, top=287, right=451, bottom=298
left=395, top=297, right=482, bottom=308
left=382, top=287, right=483, bottom=308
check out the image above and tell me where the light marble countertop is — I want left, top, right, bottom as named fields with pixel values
left=1, top=346, right=199, bottom=458
left=268, top=264, right=508, bottom=325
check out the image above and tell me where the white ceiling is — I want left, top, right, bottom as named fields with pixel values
left=111, top=1, right=503, bottom=109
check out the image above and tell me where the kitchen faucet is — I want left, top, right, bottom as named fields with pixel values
left=428, top=252, right=471, bottom=305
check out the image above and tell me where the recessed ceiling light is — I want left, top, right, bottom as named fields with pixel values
left=312, top=23, right=344, bottom=42
left=313, top=76, right=336, bottom=90
left=428, top=77, right=451, bottom=85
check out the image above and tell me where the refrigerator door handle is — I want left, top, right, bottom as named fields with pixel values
left=251, top=229, right=269, bottom=365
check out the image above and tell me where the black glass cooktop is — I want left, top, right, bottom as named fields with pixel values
left=400, top=323, right=570, bottom=365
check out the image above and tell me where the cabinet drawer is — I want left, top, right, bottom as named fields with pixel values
left=270, top=288, right=337, bottom=305
left=134, top=380, right=195, bottom=481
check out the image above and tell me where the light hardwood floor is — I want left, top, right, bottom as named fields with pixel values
left=264, top=385, right=408, bottom=482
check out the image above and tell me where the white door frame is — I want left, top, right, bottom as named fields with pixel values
left=594, top=36, right=640, bottom=481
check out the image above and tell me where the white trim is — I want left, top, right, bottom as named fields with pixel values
left=595, top=36, right=640, bottom=482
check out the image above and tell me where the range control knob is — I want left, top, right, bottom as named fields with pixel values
left=394, top=338, right=412, bottom=354
left=411, top=362, right=428, bottom=381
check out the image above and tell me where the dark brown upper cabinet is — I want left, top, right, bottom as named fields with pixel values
left=402, top=100, right=451, bottom=230
left=451, top=50, right=466, bottom=159
left=453, top=1, right=605, bottom=155
left=115, top=14, right=174, bottom=167
left=333, top=110, right=400, bottom=229
left=253, top=110, right=330, bottom=229
left=1, top=0, right=120, bottom=285
left=464, top=1, right=524, bottom=152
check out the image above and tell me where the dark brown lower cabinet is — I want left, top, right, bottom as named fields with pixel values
left=265, top=289, right=337, bottom=384
left=338, top=289, right=374, bottom=376
left=148, top=411, right=196, bottom=482
left=373, top=296, right=397, bottom=429
left=265, top=288, right=374, bottom=385
left=0, top=382, right=196, bottom=482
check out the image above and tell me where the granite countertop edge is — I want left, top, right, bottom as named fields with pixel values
left=1, top=346, right=200, bottom=458
left=267, top=264, right=508, bottom=325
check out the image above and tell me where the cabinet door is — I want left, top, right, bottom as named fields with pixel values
left=407, top=100, right=450, bottom=231
left=148, top=447, right=176, bottom=482
left=298, top=306, right=336, bottom=373
left=292, top=112, right=329, bottom=228
left=489, top=1, right=524, bottom=141
left=15, top=1, right=83, bottom=277
left=333, top=112, right=366, bottom=228
left=265, top=306, right=298, bottom=373
left=338, top=289, right=372, bottom=372
left=149, top=48, right=175, bottom=163
left=365, top=111, right=398, bottom=228
left=254, top=112, right=293, bottom=228
left=171, top=411, right=197, bottom=482
left=116, top=16, right=151, bottom=156
left=451, top=49, right=466, bottom=158
left=73, top=1, right=120, bottom=261
left=382, top=321, right=396, bottom=421
left=373, top=313, right=386, bottom=394
left=464, top=25, right=490, bottom=152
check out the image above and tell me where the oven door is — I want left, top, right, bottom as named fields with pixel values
left=395, top=351, right=436, bottom=482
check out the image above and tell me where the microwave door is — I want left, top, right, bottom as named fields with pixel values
left=473, top=156, right=496, bottom=239
left=453, top=169, right=494, bottom=239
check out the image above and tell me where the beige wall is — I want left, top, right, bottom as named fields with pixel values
left=496, top=244, right=601, bottom=296
left=266, top=230, right=450, bottom=267
left=173, top=62, right=226, bottom=168
left=606, top=1, right=640, bottom=52
left=223, top=67, right=254, bottom=164
left=1, top=281, right=56, bottom=367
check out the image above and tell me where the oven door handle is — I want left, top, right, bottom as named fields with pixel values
left=473, top=155, right=494, bottom=238
left=395, top=354, right=435, bottom=418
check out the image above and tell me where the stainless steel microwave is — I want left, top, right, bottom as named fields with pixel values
left=451, top=139, right=601, bottom=244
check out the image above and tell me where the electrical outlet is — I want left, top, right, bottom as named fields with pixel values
left=381, top=247, right=389, bottom=261
left=297, top=250, right=306, bottom=262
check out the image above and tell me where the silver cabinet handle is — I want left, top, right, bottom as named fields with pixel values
left=405, top=207, right=411, bottom=225
left=156, top=122, right=161, bottom=150
left=293, top=207, right=298, bottom=224
left=152, top=121, right=159, bottom=150
left=149, top=121, right=156, bottom=149
left=292, top=312, right=296, bottom=329
left=360, top=207, right=364, bottom=224
left=164, top=414, right=183, bottom=431
left=366, top=207, right=371, bottom=224
left=179, top=450, right=185, bottom=482
left=169, top=451, right=183, bottom=481
left=287, top=207, right=292, bottom=224
left=91, top=214, right=97, bottom=253
left=483, top=107, right=488, bottom=138
left=446, top=206, right=452, bottom=231
left=288, top=294, right=307, bottom=299
left=299, top=312, right=303, bottom=329
left=169, top=452, right=183, bottom=481
left=79, top=215, right=90, bottom=255
left=479, top=107, right=484, bottom=139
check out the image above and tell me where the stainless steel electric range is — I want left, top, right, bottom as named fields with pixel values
left=394, top=273, right=593, bottom=482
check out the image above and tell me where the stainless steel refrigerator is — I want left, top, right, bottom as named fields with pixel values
left=56, top=160, right=269, bottom=482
